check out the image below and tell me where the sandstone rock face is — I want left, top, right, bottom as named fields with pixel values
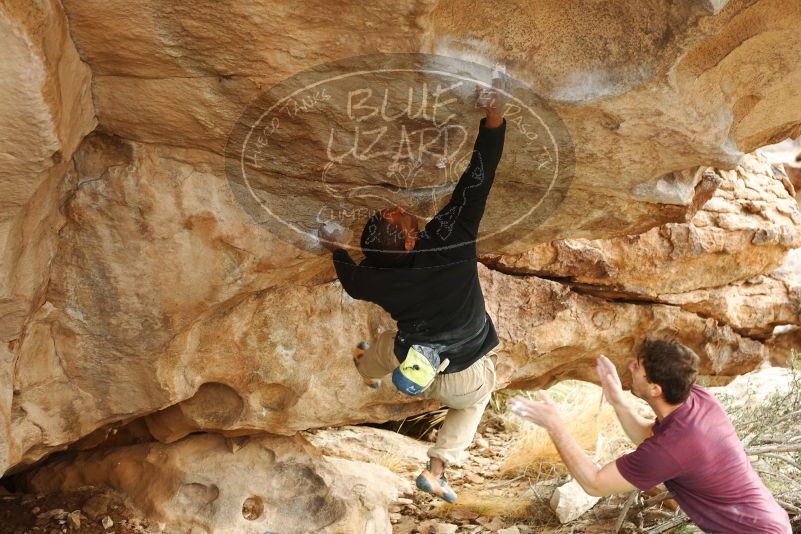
left=659, top=275, right=799, bottom=339
left=0, top=0, right=94, bottom=227
left=6, top=145, right=443, bottom=467
left=480, top=265, right=768, bottom=390
left=760, top=136, right=801, bottom=202
left=23, top=433, right=408, bottom=534
left=55, top=0, right=801, bottom=247
left=7, top=221, right=771, bottom=473
left=1, top=2, right=801, bottom=532
left=0, top=0, right=95, bottom=348
left=0, top=0, right=95, bottom=482
left=768, top=326, right=801, bottom=366
left=486, top=153, right=801, bottom=346
left=6, top=135, right=328, bottom=472
left=485, top=153, right=801, bottom=297
left=304, top=425, right=430, bottom=472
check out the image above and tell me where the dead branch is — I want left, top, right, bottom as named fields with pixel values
left=642, top=490, right=671, bottom=508
left=746, top=443, right=801, bottom=455
left=761, top=453, right=801, bottom=472
left=614, top=490, right=638, bottom=533
left=777, top=499, right=801, bottom=515
left=641, top=513, right=690, bottom=533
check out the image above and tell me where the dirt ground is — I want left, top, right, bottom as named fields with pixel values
left=0, top=485, right=162, bottom=534
left=388, top=409, right=661, bottom=534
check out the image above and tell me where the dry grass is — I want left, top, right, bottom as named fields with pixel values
left=435, top=491, right=537, bottom=521
left=499, top=381, right=633, bottom=478
left=401, top=409, right=447, bottom=440
left=718, top=353, right=801, bottom=521
left=374, top=451, right=418, bottom=474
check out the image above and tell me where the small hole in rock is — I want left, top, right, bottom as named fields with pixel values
left=242, top=496, right=264, bottom=520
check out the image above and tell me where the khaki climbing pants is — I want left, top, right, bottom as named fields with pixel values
left=355, top=329, right=496, bottom=466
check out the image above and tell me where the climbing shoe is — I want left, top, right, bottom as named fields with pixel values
left=353, top=341, right=381, bottom=389
left=415, top=465, right=457, bottom=503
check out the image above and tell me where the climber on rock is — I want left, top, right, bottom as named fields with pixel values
left=319, top=68, right=509, bottom=503
left=508, top=339, right=792, bottom=533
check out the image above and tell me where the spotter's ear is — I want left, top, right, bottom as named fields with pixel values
left=650, top=382, right=663, bottom=401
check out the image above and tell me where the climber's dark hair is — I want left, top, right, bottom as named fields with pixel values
left=638, top=339, right=700, bottom=404
left=360, top=212, right=409, bottom=267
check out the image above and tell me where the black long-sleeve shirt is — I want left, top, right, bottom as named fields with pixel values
left=333, top=118, right=506, bottom=373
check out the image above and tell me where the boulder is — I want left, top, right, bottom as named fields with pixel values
left=0, top=0, right=94, bottom=227
left=55, top=0, right=801, bottom=246
left=658, top=258, right=801, bottom=338
left=661, top=276, right=799, bottom=339
left=485, top=153, right=801, bottom=297
left=710, top=364, right=797, bottom=407
left=1, top=0, right=800, bottom=512
left=481, top=265, right=768, bottom=391
left=303, top=425, right=430, bottom=474
left=0, top=0, right=95, bottom=483
left=22, top=433, right=408, bottom=534
left=7, top=238, right=767, bottom=472
left=549, top=479, right=601, bottom=524
left=4, top=126, right=781, bottom=478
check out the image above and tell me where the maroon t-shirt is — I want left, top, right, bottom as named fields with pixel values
left=616, top=385, right=791, bottom=533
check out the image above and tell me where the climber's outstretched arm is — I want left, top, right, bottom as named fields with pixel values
left=508, top=393, right=636, bottom=497
left=423, top=68, right=509, bottom=245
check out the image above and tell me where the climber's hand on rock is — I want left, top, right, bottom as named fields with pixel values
left=318, top=223, right=352, bottom=252
left=476, top=64, right=510, bottom=128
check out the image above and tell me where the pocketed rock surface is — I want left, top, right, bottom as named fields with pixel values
left=1, top=0, right=801, bottom=530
